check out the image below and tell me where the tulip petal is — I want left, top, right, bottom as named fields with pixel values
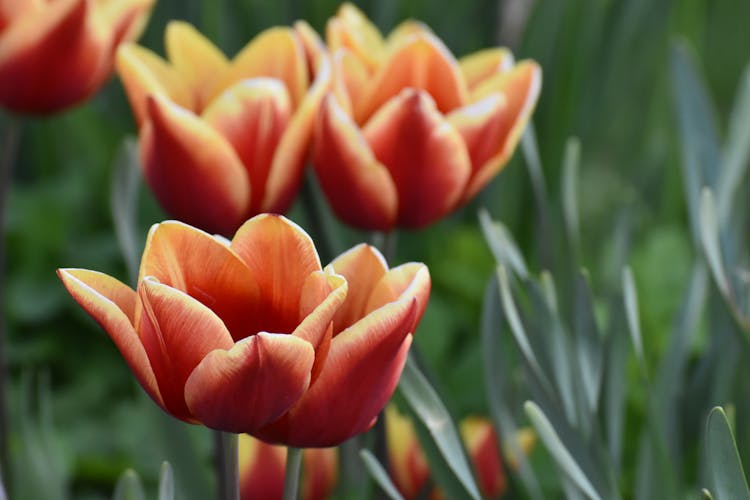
left=238, top=435, right=286, bottom=500
left=137, top=278, right=234, bottom=421
left=185, top=332, right=314, bottom=433
left=366, top=263, right=431, bottom=331
left=462, top=61, right=541, bottom=201
left=331, top=49, right=369, bottom=116
left=0, top=0, right=109, bottom=113
left=255, top=297, right=417, bottom=447
left=460, top=418, right=507, bottom=498
left=213, top=27, right=307, bottom=109
left=386, top=20, right=432, bottom=48
left=329, top=244, right=388, bottom=334
left=313, top=95, right=397, bottom=230
left=458, top=48, right=514, bottom=91
left=165, top=21, right=229, bottom=110
left=57, top=269, right=163, bottom=407
left=140, top=94, right=250, bottom=235
left=138, top=221, right=259, bottom=341
left=293, top=19, right=326, bottom=75
left=261, top=53, right=331, bottom=214
left=295, top=271, right=347, bottom=382
left=303, top=448, right=339, bottom=500
left=356, top=33, right=468, bottom=123
left=325, top=3, right=385, bottom=72
left=95, top=0, right=154, bottom=47
left=202, top=78, right=292, bottom=215
left=116, top=44, right=195, bottom=125
left=231, top=215, right=321, bottom=335
left=386, top=404, right=429, bottom=499
left=363, top=89, right=471, bottom=228
left=446, top=93, right=507, bottom=187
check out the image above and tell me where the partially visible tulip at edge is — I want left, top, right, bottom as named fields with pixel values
left=116, top=20, right=330, bottom=235
left=238, top=434, right=337, bottom=500
left=313, top=3, right=541, bottom=230
left=0, top=0, right=154, bottom=114
left=387, top=405, right=535, bottom=499
left=57, top=214, right=431, bottom=447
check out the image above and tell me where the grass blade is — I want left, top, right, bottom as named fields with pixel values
left=359, top=449, right=405, bottom=500
left=705, top=407, right=750, bottom=500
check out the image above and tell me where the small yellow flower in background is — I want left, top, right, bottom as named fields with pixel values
left=313, top=3, right=541, bottom=230
left=116, top=20, right=330, bottom=235
left=0, top=0, right=154, bottom=114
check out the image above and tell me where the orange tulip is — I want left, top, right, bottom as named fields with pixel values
left=0, top=0, right=154, bottom=114
left=254, top=243, right=430, bottom=446
left=238, top=434, right=337, bottom=500
left=116, top=21, right=330, bottom=235
left=57, top=214, right=430, bottom=446
left=313, top=3, right=541, bottom=230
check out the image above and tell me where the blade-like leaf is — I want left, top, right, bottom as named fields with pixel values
left=398, top=356, right=481, bottom=500
left=622, top=266, right=646, bottom=372
left=478, top=209, right=529, bottom=279
left=112, top=470, right=145, bottom=500
left=110, top=137, right=142, bottom=285
left=700, top=189, right=731, bottom=300
left=705, top=407, right=750, bottom=500
left=359, top=449, right=405, bottom=500
left=158, top=462, right=175, bottom=500
left=524, top=401, right=603, bottom=500
left=562, top=137, right=581, bottom=251
left=573, top=271, right=604, bottom=418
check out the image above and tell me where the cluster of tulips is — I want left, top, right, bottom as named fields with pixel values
left=1, top=0, right=540, bottom=497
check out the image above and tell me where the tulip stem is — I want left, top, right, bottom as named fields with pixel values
left=283, top=447, right=303, bottom=500
left=214, top=431, right=239, bottom=500
left=0, top=116, right=20, bottom=489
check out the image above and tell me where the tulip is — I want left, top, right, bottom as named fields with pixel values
left=313, top=3, right=541, bottom=230
left=116, top=21, right=331, bottom=235
left=238, top=434, right=337, bottom=500
left=57, top=214, right=430, bottom=446
left=460, top=417, right=508, bottom=498
left=0, top=0, right=154, bottom=114
left=386, top=404, right=430, bottom=499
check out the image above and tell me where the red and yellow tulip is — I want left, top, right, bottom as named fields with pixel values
left=116, top=21, right=330, bottom=235
left=313, top=3, right=541, bottom=230
left=386, top=407, right=534, bottom=499
left=238, top=434, right=337, bottom=500
left=0, top=0, right=154, bottom=114
left=57, top=214, right=430, bottom=446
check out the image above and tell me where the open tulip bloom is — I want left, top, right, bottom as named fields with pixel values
left=57, top=214, right=430, bottom=447
left=313, top=3, right=541, bottom=230
left=0, top=0, right=154, bottom=114
left=116, top=21, right=330, bottom=235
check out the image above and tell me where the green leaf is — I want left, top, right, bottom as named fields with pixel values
left=670, top=40, right=722, bottom=243
left=479, top=277, right=544, bottom=500
left=699, top=189, right=736, bottom=313
left=496, top=266, right=554, bottom=395
left=562, top=137, right=581, bottom=251
left=478, top=209, right=529, bottom=279
left=110, top=137, right=142, bottom=285
left=717, top=64, right=750, bottom=222
left=622, top=266, right=646, bottom=372
left=398, top=356, right=481, bottom=500
left=705, top=407, right=750, bottom=500
left=112, top=470, right=145, bottom=500
left=573, top=271, right=604, bottom=419
left=524, top=401, right=603, bottom=500
left=359, top=449, right=404, bottom=500
left=158, top=462, right=174, bottom=500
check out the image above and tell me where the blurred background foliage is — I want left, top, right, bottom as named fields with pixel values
left=4, top=0, right=750, bottom=498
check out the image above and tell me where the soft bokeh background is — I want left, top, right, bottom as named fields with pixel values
left=4, top=0, right=749, bottom=498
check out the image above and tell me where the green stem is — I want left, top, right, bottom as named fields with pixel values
left=214, top=431, right=238, bottom=500
left=0, top=117, right=20, bottom=489
left=283, top=447, right=303, bottom=500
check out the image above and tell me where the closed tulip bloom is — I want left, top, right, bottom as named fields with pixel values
left=0, top=0, right=154, bottom=113
left=460, top=417, right=508, bottom=498
left=116, top=21, right=331, bottom=235
left=238, top=434, right=337, bottom=500
left=314, top=3, right=541, bottom=230
left=254, top=243, right=430, bottom=446
left=58, top=215, right=348, bottom=434
left=386, top=404, right=430, bottom=499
